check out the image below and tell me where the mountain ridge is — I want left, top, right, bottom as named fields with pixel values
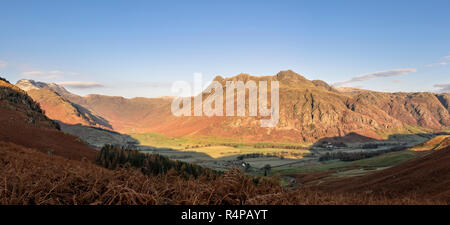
left=16, top=79, right=112, bottom=129
left=14, top=70, right=450, bottom=143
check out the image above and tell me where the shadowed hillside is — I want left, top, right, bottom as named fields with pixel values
left=1, top=78, right=59, bottom=129
left=0, top=78, right=97, bottom=161
left=58, top=122, right=139, bottom=148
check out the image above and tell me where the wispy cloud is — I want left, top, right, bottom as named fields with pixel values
left=48, top=70, right=65, bottom=75
left=117, top=81, right=174, bottom=89
left=21, top=70, right=76, bottom=79
left=146, top=82, right=173, bottom=88
left=22, top=71, right=45, bottom=76
left=426, top=62, right=448, bottom=67
left=434, top=83, right=450, bottom=93
left=57, top=81, right=104, bottom=89
left=426, top=56, right=450, bottom=67
left=333, top=68, right=417, bottom=86
left=0, top=60, right=7, bottom=69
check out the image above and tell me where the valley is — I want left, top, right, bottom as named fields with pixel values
left=12, top=71, right=450, bottom=177
left=2, top=71, right=450, bottom=204
left=133, top=131, right=439, bottom=177
left=2, top=0, right=450, bottom=210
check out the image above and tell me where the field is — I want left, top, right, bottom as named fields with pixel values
left=131, top=132, right=438, bottom=176
left=270, top=150, right=425, bottom=177
left=132, top=132, right=311, bottom=171
left=131, top=132, right=311, bottom=152
left=269, top=136, right=449, bottom=186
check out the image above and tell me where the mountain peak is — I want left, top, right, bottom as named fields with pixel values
left=275, top=70, right=307, bottom=81
left=16, top=79, right=49, bottom=91
left=210, top=70, right=316, bottom=89
left=213, top=75, right=224, bottom=82
left=16, top=79, right=72, bottom=96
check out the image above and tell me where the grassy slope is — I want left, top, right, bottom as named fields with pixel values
left=375, top=123, right=432, bottom=139
left=318, top=144, right=450, bottom=202
left=272, top=150, right=421, bottom=175
left=410, top=135, right=450, bottom=151
left=273, top=135, right=450, bottom=184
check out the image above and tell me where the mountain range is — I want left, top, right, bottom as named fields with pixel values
left=2, top=73, right=450, bottom=204
left=15, top=70, right=450, bottom=144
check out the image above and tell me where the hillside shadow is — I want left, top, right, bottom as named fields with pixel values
left=315, top=132, right=377, bottom=145
left=71, top=103, right=113, bottom=130
left=137, top=146, right=222, bottom=161
left=313, top=131, right=449, bottom=149
left=56, top=116, right=450, bottom=164
left=134, top=131, right=450, bottom=162
left=56, top=121, right=219, bottom=160
left=57, top=121, right=139, bottom=149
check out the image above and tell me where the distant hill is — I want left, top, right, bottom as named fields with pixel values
left=15, top=70, right=450, bottom=143
left=339, top=89, right=450, bottom=130
left=16, top=79, right=112, bottom=129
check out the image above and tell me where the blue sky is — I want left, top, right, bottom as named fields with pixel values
left=0, top=0, right=449, bottom=97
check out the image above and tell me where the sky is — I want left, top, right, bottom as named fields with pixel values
left=0, top=0, right=449, bottom=97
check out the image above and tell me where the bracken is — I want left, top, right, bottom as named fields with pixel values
left=0, top=141, right=443, bottom=205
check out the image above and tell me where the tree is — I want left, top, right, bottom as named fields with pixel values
left=263, top=164, right=271, bottom=176
left=244, top=163, right=251, bottom=172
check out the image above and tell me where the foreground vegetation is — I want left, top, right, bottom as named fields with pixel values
left=1, top=141, right=445, bottom=205
left=96, top=144, right=221, bottom=179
